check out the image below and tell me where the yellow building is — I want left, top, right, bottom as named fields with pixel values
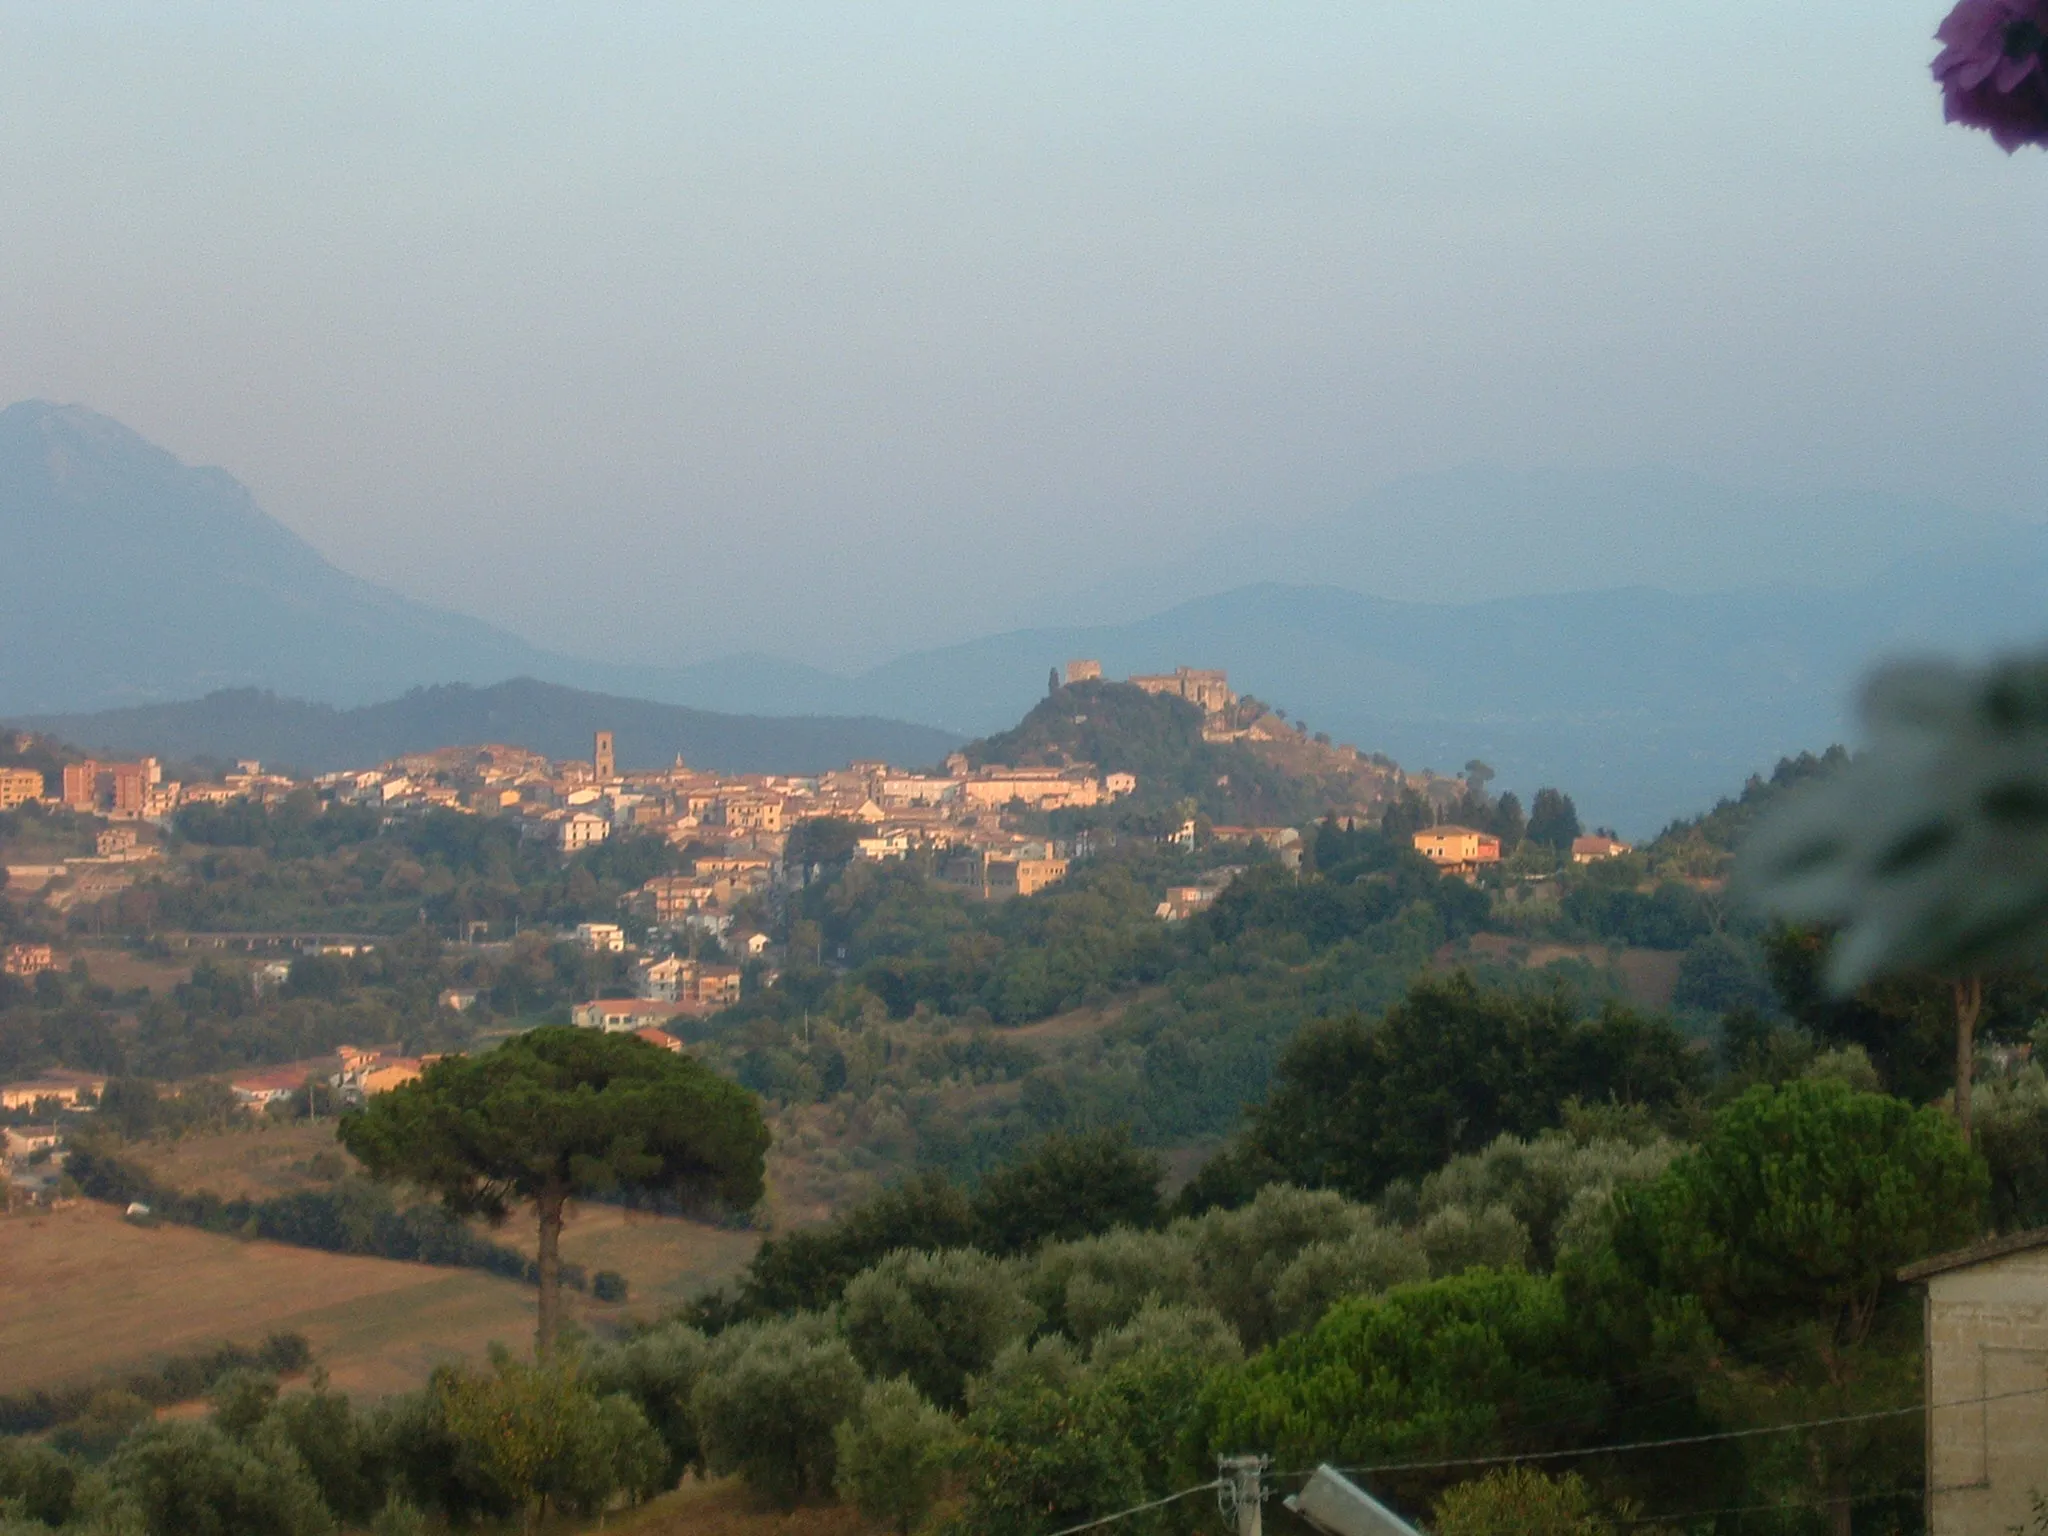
left=0, top=768, right=43, bottom=810
left=986, top=854, right=1069, bottom=898
left=720, top=795, right=786, bottom=833
left=960, top=769, right=1102, bottom=811
left=1412, top=826, right=1502, bottom=872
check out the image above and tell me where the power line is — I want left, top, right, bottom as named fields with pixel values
left=1037, top=1382, right=2048, bottom=1536
left=1414, top=1480, right=1924, bottom=1536
left=1609, top=1482, right=1922, bottom=1531
left=1040, top=1477, right=1225, bottom=1536
left=1273, top=1379, right=2048, bottom=1480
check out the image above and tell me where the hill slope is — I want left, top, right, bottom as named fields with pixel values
left=964, top=679, right=1398, bottom=824
left=9, top=679, right=960, bottom=777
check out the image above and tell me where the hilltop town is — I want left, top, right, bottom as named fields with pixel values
left=0, top=661, right=1586, bottom=1197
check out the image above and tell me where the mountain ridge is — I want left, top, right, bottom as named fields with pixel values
left=6, top=678, right=962, bottom=778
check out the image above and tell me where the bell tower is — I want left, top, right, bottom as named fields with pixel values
left=594, top=730, right=615, bottom=781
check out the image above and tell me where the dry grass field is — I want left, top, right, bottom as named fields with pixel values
left=130, top=1119, right=350, bottom=1201
left=72, top=946, right=195, bottom=996
left=126, top=1125, right=760, bottom=1313
left=0, top=1201, right=539, bottom=1400
left=488, top=1202, right=760, bottom=1314
left=6, top=1118, right=763, bottom=1401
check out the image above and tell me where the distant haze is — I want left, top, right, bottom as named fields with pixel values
left=3, top=5, right=2045, bottom=670
left=18, top=400, right=2048, bottom=834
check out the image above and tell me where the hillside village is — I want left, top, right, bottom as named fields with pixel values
left=0, top=667, right=1429, bottom=1155
left=0, top=662, right=1652, bottom=1201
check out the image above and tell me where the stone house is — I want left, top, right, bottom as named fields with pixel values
left=1901, top=1228, right=2048, bottom=1535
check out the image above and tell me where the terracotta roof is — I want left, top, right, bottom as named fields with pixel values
left=1899, top=1227, right=2048, bottom=1282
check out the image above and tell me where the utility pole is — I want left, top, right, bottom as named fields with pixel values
left=1219, top=1454, right=1268, bottom=1536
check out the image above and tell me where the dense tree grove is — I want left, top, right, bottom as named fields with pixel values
left=1229, top=974, right=1700, bottom=1199
left=0, top=1054, right=2017, bottom=1534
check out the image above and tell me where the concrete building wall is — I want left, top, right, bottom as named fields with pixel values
left=1926, top=1248, right=2048, bottom=1535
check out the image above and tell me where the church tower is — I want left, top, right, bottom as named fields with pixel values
left=594, top=730, right=615, bottom=781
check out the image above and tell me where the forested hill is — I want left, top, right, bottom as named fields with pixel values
left=962, top=678, right=1400, bottom=824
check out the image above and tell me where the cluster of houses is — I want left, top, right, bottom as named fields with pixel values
left=2, top=755, right=295, bottom=822
left=0, top=1071, right=106, bottom=1206
left=2, top=663, right=1400, bottom=923
left=310, top=732, right=1132, bottom=901
left=1411, top=825, right=1633, bottom=877
left=3, top=943, right=56, bottom=979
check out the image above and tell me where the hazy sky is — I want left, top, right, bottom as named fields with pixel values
left=3, top=3, right=2044, bottom=670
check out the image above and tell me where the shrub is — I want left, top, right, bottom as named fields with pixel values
left=1416, top=1131, right=1676, bottom=1268
left=1976, top=1066, right=2048, bottom=1230
left=741, top=1170, right=976, bottom=1315
left=106, top=1419, right=333, bottom=1536
left=51, top=1391, right=152, bottom=1461
left=553, top=1392, right=667, bottom=1514
left=207, top=1371, right=280, bottom=1438
left=1433, top=1467, right=1615, bottom=1536
left=964, top=1336, right=1086, bottom=1411
left=1087, top=1304, right=1243, bottom=1500
left=833, top=1378, right=959, bottom=1534
left=841, top=1248, right=1038, bottom=1409
left=958, top=1372, right=1144, bottom=1536
left=592, top=1269, right=629, bottom=1303
left=969, top=1128, right=1164, bottom=1255
left=270, top=1384, right=384, bottom=1525
left=582, top=1323, right=712, bottom=1484
left=0, top=1438, right=82, bottom=1527
left=1271, top=1226, right=1428, bottom=1335
left=1186, top=1183, right=1377, bottom=1349
left=1418, top=1204, right=1531, bottom=1278
left=691, top=1315, right=865, bottom=1504
left=1026, top=1227, right=1201, bottom=1346
left=426, top=1352, right=665, bottom=1520
left=1087, top=1302, right=1241, bottom=1374
left=1199, top=1269, right=1604, bottom=1490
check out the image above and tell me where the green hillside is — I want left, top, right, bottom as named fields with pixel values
left=963, top=678, right=1359, bottom=825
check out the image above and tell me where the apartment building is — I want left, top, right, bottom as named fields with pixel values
left=0, top=768, right=43, bottom=810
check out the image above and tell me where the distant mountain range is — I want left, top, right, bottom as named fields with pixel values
left=10, top=679, right=960, bottom=778
left=8, top=399, right=2048, bottom=834
left=605, top=547, right=2048, bottom=835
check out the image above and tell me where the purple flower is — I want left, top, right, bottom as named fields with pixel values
left=1934, top=0, right=2048, bottom=151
